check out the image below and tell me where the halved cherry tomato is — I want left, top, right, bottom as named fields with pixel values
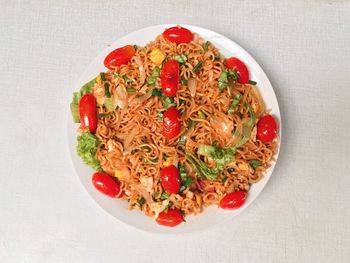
left=225, top=57, right=249, bottom=84
left=257, top=114, right=278, bottom=142
left=92, top=172, right=122, bottom=198
left=219, top=191, right=247, bottom=210
left=79, top=93, right=97, bottom=133
left=160, top=60, right=180, bottom=97
left=104, top=45, right=135, bottom=70
left=163, top=107, right=181, bottom=139
left=163, top=26, right=193, bottom=44
left=156, top=209, right=184, bottom=227
left=160, top=165, right=181, bottom=194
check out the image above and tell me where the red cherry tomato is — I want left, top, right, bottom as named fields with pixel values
left=156, top=209, right=184, bottom=227
left=225, top=57, right=249, bottom=84
left=219, top=191, right=247, bottom=210
left=163, top=107, right=181, bottom=139
left=256, top=114, right=278, bottom=143
left=104, top=45, right=135, bottom=70
left=160, top=165, right=181, bottom=194
left=163, top=26, right=193, bottom=44
left=160, top=60, right=180, bottom=97
left=79, top=93, right=98, bottom=133
left=92, top=172, right=122, bottom=198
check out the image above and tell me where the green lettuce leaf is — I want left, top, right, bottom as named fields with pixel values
left=76, top=131, right=102, bottom=172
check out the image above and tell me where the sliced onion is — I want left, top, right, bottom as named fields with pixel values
left=134, top=56, right=146, bottom=83
left=129, top=90, right=152, bottom=106
left=134, top=184, right=152, bottom=204
left=251, top=86, right=265, bottom=116
left=210, top=113, right=233, bottom=139
left=115, top=85, right=128, bottom=109
left=188, top=78, right=197, bottom=97
left=123, top=128, right=138, bottom=152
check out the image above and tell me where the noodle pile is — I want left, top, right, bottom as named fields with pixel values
left=89, top=33, right=278, bottom=218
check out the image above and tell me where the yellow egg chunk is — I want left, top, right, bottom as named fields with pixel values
left=149, top=48, right=166, bottom=65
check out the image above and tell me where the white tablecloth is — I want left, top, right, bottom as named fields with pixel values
left=1, top=1, right=349, bottom=262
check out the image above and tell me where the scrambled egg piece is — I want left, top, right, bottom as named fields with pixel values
left=149, top=48, right=166, bottom=65
left=162, top=156, right=173, bottom=167
left=114, top=170, right=123, bottom=180
left=238, top=162, right=249, bottom=171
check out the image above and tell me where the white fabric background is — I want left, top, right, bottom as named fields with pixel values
left=0, top=1, right=349, bottom=262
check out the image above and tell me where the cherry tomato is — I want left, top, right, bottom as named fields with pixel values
left=163, top=26, right=193, bottom=44
left=79, top=93, right=98, bottom=133
left=163, top=107, right=181, bottom=139
left=219, top=191, right=247, bottom=210
left=156, top=209, right=184, bottom=227
left=160, top=60, right=180, bottom=97
left=92, top=172, right=122, bottom=198
left=104, top=45, right=135, bottom=70
left=225, top=57, right=249, bottom=84
left=256, top=114, right=278, bottom=142
left=160, top=165, right=181, bottom=194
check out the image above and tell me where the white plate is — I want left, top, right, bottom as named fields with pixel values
left=67, top=24, right=282, bottom=234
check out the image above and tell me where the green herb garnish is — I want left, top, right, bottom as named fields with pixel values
left=192, top=61, right=203, bottom=73
left=248, top=80, right=257, bottom=85
left=203, top=41, right=210, bottom=51
left=100, top=72, right=106, bottom=81
left=169, top=54, right=187, bottom=64
left=228, top=69, right=238, bottom=81
left=218, top=69, right=228, bottom=91
left=228, top=94, right=241, bottom=114
left=104, top=83, right=111, bottom=98
left=160, top=191, right=170, bottom=200
left=126, top=87, right=137, bottom=93
left=250, top=159, right=262, bottom=170
left=137, top=197, right=145, bottom=206
left=146, top=67, right=160, bottom=85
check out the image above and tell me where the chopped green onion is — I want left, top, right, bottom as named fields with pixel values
left=162, top=96, right=176, bottom=108
left=218, top=69, right=228, bottom=91
left=228, top=94, right=241, bottom=114
left=228, top=69, right=238, bottom=81
left=188, top=119, right=196, bottom=130
left=160, top=191, right=170, bottom=200
left=248, top=80, right=257, bottom=85
left=104, top=83, right=111, bottom=98
left=192, top=61, right=203, bottom=73
left=98, top=113, right=110, bottom=118
left=198, top=111, right=206, bottom=119
left=137, top=197, right=145, bottom=206
left=169, top=54, right=187, bottom=64
left=181, top=76, right=188, bottom=85
left=222, top=176, right=228, bottom=183
left=250, top=159, right=262, bottom=170
left=126, top=87, right=137, bottom=93
left=146, top=67, right=160, bottom=85
left=203, top=41, right=210, bottom=51
left=151, top=89, right=162, bottom=96
left=157, top=111, right=164, bottom=121
left=166, top=201, right=173, bottom=210
left=179, top=164, right=193, bottom=193
left=146, top=76, right=156, bottom=85
left=100, top=72, right=106, bottom=81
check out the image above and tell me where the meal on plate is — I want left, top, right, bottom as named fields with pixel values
left=70, top=26, right=279, bottom=227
